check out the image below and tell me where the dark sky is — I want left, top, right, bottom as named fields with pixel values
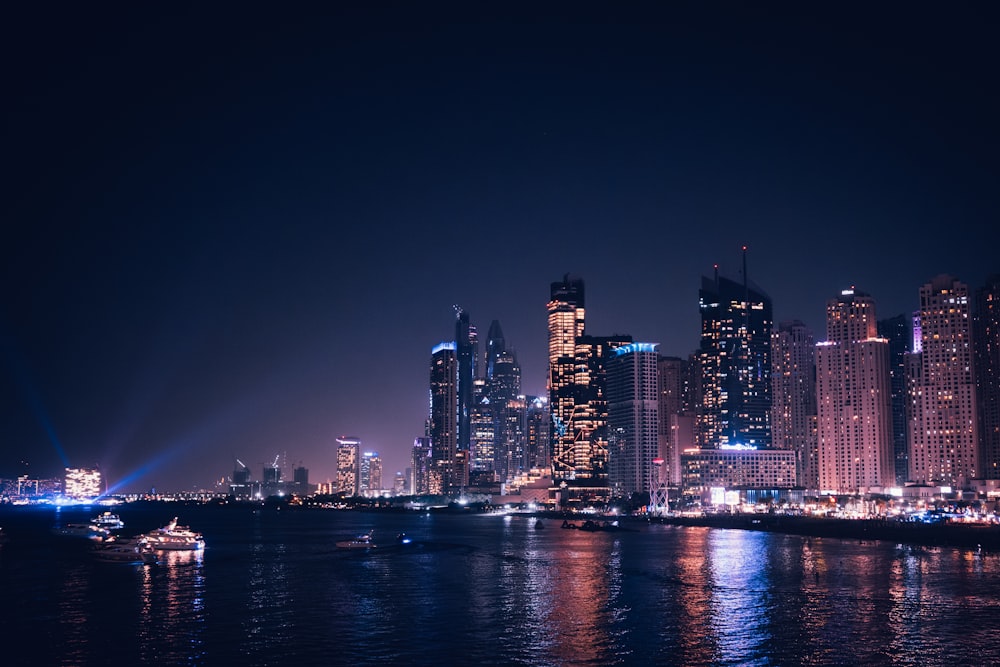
left=2, top=3, right=998, bottom=492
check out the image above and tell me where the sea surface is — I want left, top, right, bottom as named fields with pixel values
left=2, top=502, right=999, bottom=666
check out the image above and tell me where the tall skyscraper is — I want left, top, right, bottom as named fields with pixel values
left=877, top=313, right=912, bottom=485
left=696, top=253, right=773, bottom=450
left=547, top=274, right=631, bottom=502
left=566, top=333, right=633, bottom=496
left=816, top=289, right=894, bottom=494
left=907, top=275, right=979, bottom=488
left=429, top=342, right=460, bottom=494
left=975, top=275, right=1000, bottom=479
left=360, top=451, right=382, bottom=493
left=771, top=320, right=818, bottom=490
left=548, top=275, right=586, bottom=483
left=657, top=355, right=694, bottom=487
left=335, top=437, right=361, bottom=496
left=524, top=395, right=550, bottom=471
left=455, top=307, right=476, bottom=457
left=470, top=378, right=495, bottom=473
left=607, top=343, right=660, bottom=499
left=491, top=348, right=523, bottom=483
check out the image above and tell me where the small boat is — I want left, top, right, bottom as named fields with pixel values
left=140, top=517, right=206, bottom=551
left=92, top=537, right=157, bottom=564
left=91, top=511, right=125, bottom=531
left=535, top=520, right=545, bottom=529
left=53, top=523, right=110, bottom=541
left=336, top=531, right=377, bottom=549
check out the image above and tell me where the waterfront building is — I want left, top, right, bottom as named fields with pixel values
left=771, top=320, right=818, bottom=490
left=411, top=437, right=432, bottom=495
left=696, top=252, right=773, bottom=450
left=64, top=467, right=102, bottom=501
left=878, top=313, right=913, bottom=486
left=470, top=379, right=495, bottom=473
left=607, top=343, right=661, bottom=499
left=907, top=275, right=979, bottom=488
left=816, top=289, right=894, bottom=494
left=975, top=275, right=1000, bottom=479
left=430, top=341, right=462, bottom=494
left=548, top=274, right=586, bottom=486
left=547, top=273, right=635, bottom=504
left=565, top=333, right=634, bottom=502
left=492, top=349, right=523, bottom=484
left=680, top=447, right=797, bottom=497
left=335, top=437, right=362, bottom=496
left=524, top=395, right=550, bottom=471
left=657, top=355, right=695, bottom=488
left=360, top=451, right=382, bottom=493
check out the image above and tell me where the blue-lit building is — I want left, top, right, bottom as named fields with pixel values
left=697, top=255, right=773, bottom=450
left=607, top=343, right=660, bottom=499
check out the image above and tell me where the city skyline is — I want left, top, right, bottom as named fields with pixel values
left=2, top=4, right=999, bottom=491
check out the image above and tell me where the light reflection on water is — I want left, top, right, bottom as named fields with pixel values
left=4, top=506, right=1000, bottom=666
left=138, top=548, right=206, bottom=664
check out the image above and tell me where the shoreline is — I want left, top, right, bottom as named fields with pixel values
left=636, top=513, right=1000, bottom=551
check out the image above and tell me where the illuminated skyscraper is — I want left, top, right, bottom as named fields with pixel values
left=547, top=274, right=631, bottom=502
left=607, top=343, right=660, bottom=499
left=64, top=467, right=102, bottom=500
left=491, top=348, right=523, bottom=483
left=771, top=320, right=817, bottom=489
left=360, top=451, right=382, bottom=493
left=411, top=437, right=432, bottom=495
left=907, top=275, right=979, bottom=488
left=564, top=333, right=633, bottom=498
left=976, top=275, right=1000, bottom=479
left=816, top=289, right=894, bottom=494
left=548, top=275, right=586, bottom=483
left=524, top=395, right=550, bottom=471
left=335, top=437, right=361, bottom=496
left=697, top=253, right=773, bottom=450
left=429, top=341, right=462, bottom=494
left=470, top=378, right=495, bottom=473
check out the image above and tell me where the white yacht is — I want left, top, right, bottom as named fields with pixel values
left=141, top=517, right=206, bottom=551
left=91, top=511, right=125, bottom=531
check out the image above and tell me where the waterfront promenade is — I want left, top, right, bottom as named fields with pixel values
left=641, top=512, right=1000, bottom=551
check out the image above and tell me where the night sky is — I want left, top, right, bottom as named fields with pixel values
left=3, top=4, right=998, bottom=492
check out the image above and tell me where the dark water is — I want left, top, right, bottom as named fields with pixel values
left=1, top=504, right=999, bottom=666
